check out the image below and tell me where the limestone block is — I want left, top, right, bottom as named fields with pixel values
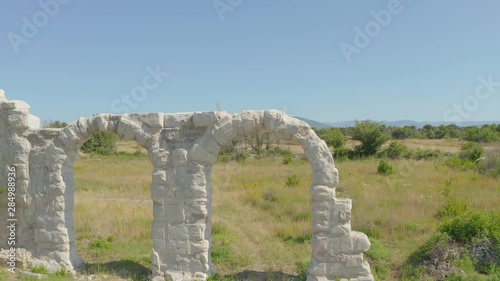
left=187, top=224, right=205, bottom=241
left=7, top=110, right=31, bottom=129
left=164, top=204, right=186, bottom=223
left=152, top=220, right=166, bottom=240
left=16, top=164, right=29, bottom=179
left=312, top=165, right=339, bottom=188
left=168, top=225, right=188, bottom=240
left=189, top=144, right=217, bottom=165
left=35, top=194, right=65, bottom=212
left=341, top=232, right=371, bottom=255
left=117, top=116, right=143, bottom=140
left=333, top=199, right=352, bottom=224
left=3, top=100, right=30, bottom=110
left=170, top=239, right=188, bottom=255
left=187, top=199, right=208, bottom=216
left=193, top=112, right=218, bottom=127
left=35, top=211, right=67, bottom=228
left=95, top=114, right=111, bottom=131
left=151, top=148, right=170, bottom=168
left=195, top=132, right=221, bottom=156
left=57, top=126, right=81, bottom=150
left=45, top=144, right=66, bottom=166
left=28, top=114, right=41, bottom=129
left=336, top=261, right=372, bottom=279
left=332, top=223, right=351, bottom=236
left=164, top=271, right=185, bottom=281
left=234, top=110, right=265, bottom=135
left=263, top=110, right=287, bottom=132
left=308, top=261, right=327, bottom=275
left=172, top=149, right=188, bottom=166
left=139, top=113, right=165, bottom=128
left=152, top=170, right=168, bottom=185
left=164, top=113, right=191, bottom=128
left=311, top=186, right=336, bottom=203
left=0, top=88, right=5, bottom=102
left=83, top=115, right=99, bottom=133
left=211, top=117, right=237, bottom=147
left=188, top=240, right=209, bottom=255
left=151, top=184, right=167, bottom=202
left=34, top=228, right=69, bottom=244
left=187, top=185, right=207, bottom=199
left=283, top=116, right=310, bottom=138
left=73, top=117, right=90, bottom=138
left=345, top=254, right=364, bottom=268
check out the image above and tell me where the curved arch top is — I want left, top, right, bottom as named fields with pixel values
left=0, top=92, right=373, bottom=281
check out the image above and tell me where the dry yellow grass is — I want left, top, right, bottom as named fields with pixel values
left=5, top=139, right=496, bottom=280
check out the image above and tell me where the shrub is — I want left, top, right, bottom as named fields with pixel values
left=81, top=131, right=118, bottom=155
left=438, top=198, right=470, bottom=220
left=440, top=212, right=500, bottom=245
left=282, top=154, right=293, bottom=165
left=381, top=141, right=411, bottom=159
left=333, top=147, right=354, bottom=161
left=413, top=149, right=443, bottom=160
left=459, top=142, right=484, bottom=162
left=479, top=151, right=500, bottom=178
left=352, top=120, right=389, bottom=156
left=445, top=157, right=479, bottom=171
left=377, top=160, right=393, bottom=175
left=318, top=128, right=346, bottom=149
left=286, top=174, right=301, bottom=188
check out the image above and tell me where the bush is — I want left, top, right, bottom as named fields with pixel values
left=352, top=120, right=389, bottom=156
left=413, top=149, right=443, bottom=160
left=381, top=141, right=411, bottom=159
left=479, top=151, right=500, bottom=178
left=318, top=128, right=346, bottom=149
left=81, top=131, right=118, bottom=155
left=282, top=154, right=293, bottom=165
left=459, top=142, right=484, bottom=162
left=333, top=147, right=352, bottom=161
left=440, top=212, right=500, bottom=245
left=377, top=160, right=393, bottom=175
left=445, top=156, right=478, bottom=171
left=286, top=174, right=301, bottom=188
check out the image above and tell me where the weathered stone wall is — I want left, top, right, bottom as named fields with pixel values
left=0, top=90, right=374, bottom=281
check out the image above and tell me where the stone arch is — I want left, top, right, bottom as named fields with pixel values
left=34, top=113, right=164, bottom=271
left=0, top=90, right=373, bottom=281
left=189, top=110, right=374, bottom=281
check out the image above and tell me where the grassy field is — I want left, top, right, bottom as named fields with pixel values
left=2, top=139, right=499, bottom=280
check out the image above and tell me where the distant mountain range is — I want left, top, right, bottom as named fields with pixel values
left=294, top=117, right=499, bottom=129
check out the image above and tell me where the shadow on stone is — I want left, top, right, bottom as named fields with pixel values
left=80, top=260, right=151, bottom=280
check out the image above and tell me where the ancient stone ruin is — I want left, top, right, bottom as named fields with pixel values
left=0, top=90, right=374, bottom=281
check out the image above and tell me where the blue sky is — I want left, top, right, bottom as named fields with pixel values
left=1, top=0, right=499, bottom=124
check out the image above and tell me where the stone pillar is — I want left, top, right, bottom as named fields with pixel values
left=0, top=89, right=40, bottom=263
